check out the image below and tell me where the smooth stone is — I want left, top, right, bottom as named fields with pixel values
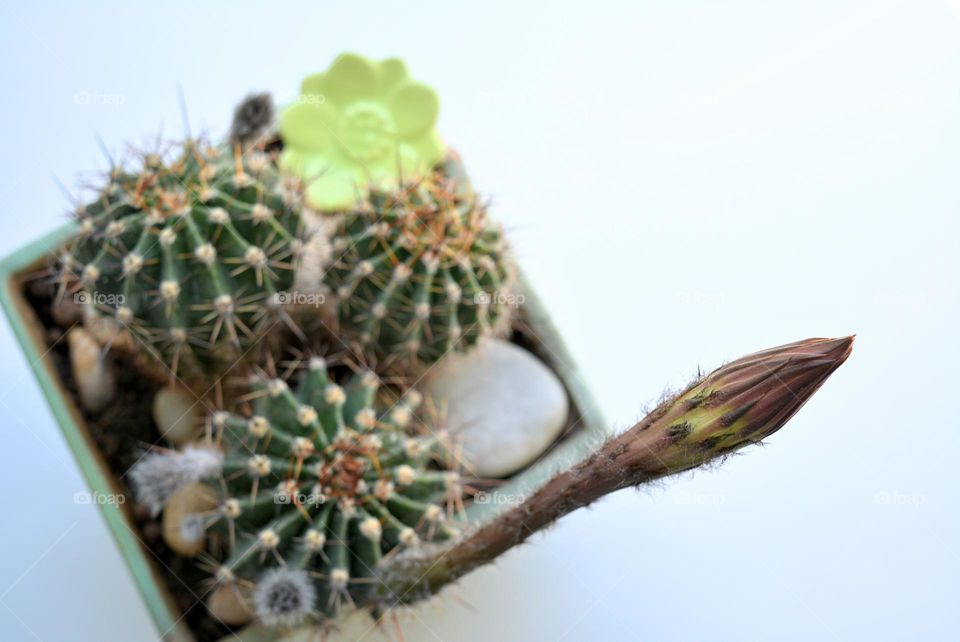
left=270, top=609, right=380, bottom=641
left=423, top=339, right=569, bottom=478
left=207, top=583, right=253, bottom=626
left=153, top=384, right=204, bottom=445
left=162, top=482, right=218, bottom=557
left=82, top=307, right=135, bottom=352
left=67, top=327, right=116, bottom=412
left=50, top=295, right=83, bottom=327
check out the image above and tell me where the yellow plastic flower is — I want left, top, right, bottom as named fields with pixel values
left=280, top=53, right=446, bottom=210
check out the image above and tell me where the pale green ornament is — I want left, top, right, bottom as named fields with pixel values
left=280, top=53, right=446, bottom=210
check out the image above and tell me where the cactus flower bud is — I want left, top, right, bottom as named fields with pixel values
left=628, top=336, right=855, bottom=475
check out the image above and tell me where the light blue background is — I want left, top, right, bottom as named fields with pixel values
left=0, top=1, right=958, bottom=640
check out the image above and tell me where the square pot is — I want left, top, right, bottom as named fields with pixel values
left=0, top=223, right=609, bottom=642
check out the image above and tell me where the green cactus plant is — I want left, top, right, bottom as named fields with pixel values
left=326, top=159, right=515, bottom=367
left=130, top=357, right=461, bottom=629
left=130, top=336, right=851, bottom=634
left=57, top=139, right=313, bottom=382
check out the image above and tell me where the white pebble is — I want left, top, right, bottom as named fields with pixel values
left=67, top=327, right=115, bottom=412
left=423, top=339, right=568, bottom=477
left=153, top=385, right=204, bottom=445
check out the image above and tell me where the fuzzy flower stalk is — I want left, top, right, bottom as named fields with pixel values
left=377, top=336, right=854, bottom=603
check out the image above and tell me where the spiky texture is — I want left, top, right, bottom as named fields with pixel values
left=165, top=359, right=459, bottom=627
left=376, top=337, right=854, bottom=605
left=57, top=140, right=310, bottom=380
left=326, top=161, right=514, bottom=367
left=252, top=568, right=316, bottom=629
left=130, top=445, right=224, bottom=516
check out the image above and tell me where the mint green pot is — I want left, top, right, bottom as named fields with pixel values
left=0, top=224, right=609, bottom=642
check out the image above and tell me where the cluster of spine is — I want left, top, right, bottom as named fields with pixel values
left=57, top=140, right=308, bottom=378
left=134, top=358, right=461, bottom=628
left=326, top=160, right=514, bottom=366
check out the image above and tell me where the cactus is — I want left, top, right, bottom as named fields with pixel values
left=130, top=357, right=461, bottom=629
left=326, top=159, right=515, bottom=367
left=57, top=139, right=312, bottom=381
left=130, top=332, right=851, bottom=632
left=376, top=337, right=854, bottom=605
left=38, top=50, right=860, bottom=640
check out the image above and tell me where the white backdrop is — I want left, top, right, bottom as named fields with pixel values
left=0, top=1, right=957, bottom=640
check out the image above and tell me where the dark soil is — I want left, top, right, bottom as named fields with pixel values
left=24, top=278, right=236, bottom=642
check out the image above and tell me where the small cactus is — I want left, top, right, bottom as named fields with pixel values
left=326, top=159, right=515, bottom=367
left=57, top=139, right=313, bottom=381
left=131, top=357, right=460, bottom=629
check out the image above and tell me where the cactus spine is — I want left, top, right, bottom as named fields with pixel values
left=326, top=159, right=515, bottom=367
left=58, top=140, right=310, bottom=380
left=131, top=357, right=460, bottom=629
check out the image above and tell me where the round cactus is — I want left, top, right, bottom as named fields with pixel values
left=326, top=161, right=515, bottom=367
left=57, top=140, right=311, bottom=380
left=130, top=357, right=460, bottom=628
